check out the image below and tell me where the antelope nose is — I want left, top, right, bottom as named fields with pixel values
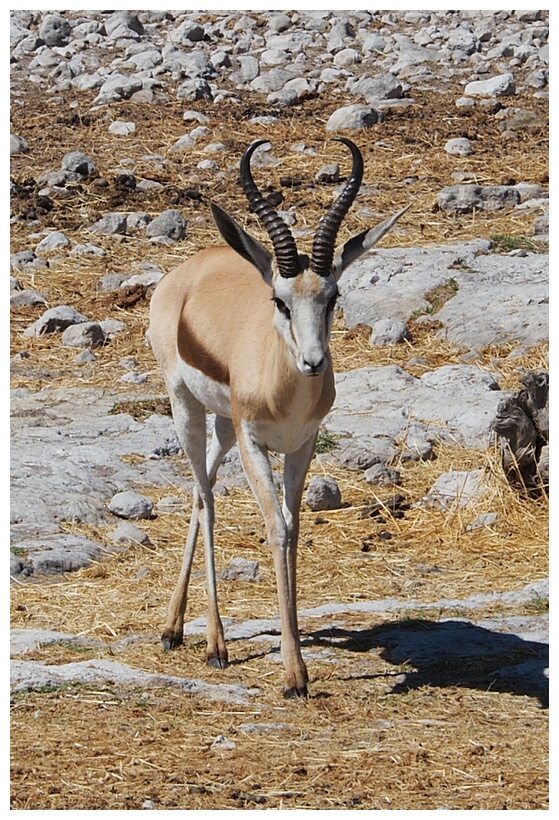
left=303, top=355, right=325, bottom=374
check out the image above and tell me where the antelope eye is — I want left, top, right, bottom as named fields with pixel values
left=273, top=297, right=291, bottom=319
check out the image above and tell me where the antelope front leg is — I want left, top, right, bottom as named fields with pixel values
left=163, top=403, right=235, bottom=668
left=236, top=422, right=308, bottom=698
left=282, top=432, right=318, bottom=648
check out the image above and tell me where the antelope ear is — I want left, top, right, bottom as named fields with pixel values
left=211, top=202, right=274, bottom=286
left=332, top=204, right=411, bottom=279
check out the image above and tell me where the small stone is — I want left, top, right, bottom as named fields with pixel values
left=211, top=735, right=236, bottom=751
left=464, top=73, right=516, bottom=98
left=99, top=319, right=127, bottom=338
left=336, top=438, right=397, bottom=471
left=183, top=110, right=210, bottom=124
left=261, top=48, right=289, bottom=66
left=349, top=74, right=403, bottom=101
left=61, top=151, right=97, bottom=177
left=221, top=558, right=261, bottom=582
left=146, top=209, right=187, bottom=241
left=24, top=305, right=89, bottom=337
left=534, top=214, right=549, bottom=235
left=71, top=243, right=107, bottom=257
left=108, top=120, right=136, bottom=136
left=333, top=48, right=360, bottom=67
left=75, top=350, right=97, bottom=364
left=370, top=318, right=411, bottom=346
left=170, top=134, right=195, bottom=152
left=364, top=464, right=401, bottom=487
left=315, top=163, right=340, bottom=184
left=268, top=13, right=292, bottom=32
left=121, top=265, right=164, bottom=288
left=437, top=185, right=520, bottom=213
left=61, top=322, right=106, bottom=349
left=362, top=33, right=387, bottom=54
left=197, top=159, right=219, bottom=171
left=126, top=212, right=151, bottom=232
left=10, top=134, right=29, bottom=156
left=34, top=231, right=71, bottom=253
left=120, top=372, right=148, bottom=384
left=94, top=73, right=143, bottom=105
left=21, top=534, right=103, bottom=575
left=406, top=356, right=429, bottom=368
left=108, top=491, right=154, bottom=520
left=10, top=290, right=46, bottom=308
left=190, top=125, right=212, bottom=141
left=177, top=22, right=205, bottom=43
left=39, top=14, right=71, bottom=47
left=89, top=213, right=128, bottom=236
left=421, top=470, right=486, bottom=511
left=444, top=138, right=473, bottom=156
left=326, top=104, right=383, bottom=132
left=109, top=521, right=153, bottom=547
left=249, top=115, right=278, bottom=126
left=176, top=78, right=213, bottom=102
left=119, top=356, right=139, bottom=370
left=202, top=138, right=228, bottom=154
left=249, top=66, right=294, bottom=94
left=229, top=54, right=262, bottom=85
left=465, top=512, right=499, bottom=532
left=10, top=552, right=31, bottom=578
left=211, top=51, right=232, bottom=72
left=400, top=432, right=434, bottom=462
left=11, top=250, right=41, bottom=270
left=105, top=11, right=144, bottom=40
left=305, top=476, right=342, bottom=511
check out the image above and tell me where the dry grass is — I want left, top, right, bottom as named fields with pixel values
left=10, top=681, right=548, bottom=810
left=10, top=75, right=548, bottom=810
left=11, top=439, right=548, bottom=640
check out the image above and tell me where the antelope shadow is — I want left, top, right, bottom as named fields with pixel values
left=307, top=618, right=548, bottom=707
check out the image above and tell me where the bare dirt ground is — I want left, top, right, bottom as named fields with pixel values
left=10, top=77, right=548, bottom=810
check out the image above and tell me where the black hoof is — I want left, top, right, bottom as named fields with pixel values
left=207, top=655, right=229, bottom=670
left=161, top=631, right=183, bottom=651
left=283, top=684, right=308, bottom=699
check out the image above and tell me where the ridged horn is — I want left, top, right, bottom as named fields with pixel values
left=240, top=140, right=299, bottom=278
left=310, top=137, right=364, bottom=276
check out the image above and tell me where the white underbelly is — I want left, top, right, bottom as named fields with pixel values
left=176, top=359, right=232, bottom=418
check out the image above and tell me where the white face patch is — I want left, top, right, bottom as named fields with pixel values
left=272, top=269, right=338, bottom=376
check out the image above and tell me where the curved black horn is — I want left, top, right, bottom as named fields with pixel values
left=240, top=140, right=299, bottom=278
left=310, top=137, right=364, bottom=276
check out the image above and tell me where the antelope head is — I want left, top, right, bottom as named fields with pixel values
left=211, top=139, right=409, bottom=377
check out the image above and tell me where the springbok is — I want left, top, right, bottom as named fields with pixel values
left=149, top=138, right=409, bottom=697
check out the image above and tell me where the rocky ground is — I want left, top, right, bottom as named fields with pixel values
left=10, top=9, right=548, bottom=811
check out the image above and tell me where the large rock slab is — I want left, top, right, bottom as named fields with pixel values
left=326, top=363, right=503, bottom=457
left=434, top=252, right=548, bottom=349
left=10, top=658, right=256, bottom=704
left=10, top=387, right=184, bottom=529
left=338, top=241, right=548, bottom=351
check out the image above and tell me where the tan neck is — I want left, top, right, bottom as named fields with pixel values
left=232, top=328, right=334, bottom=425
